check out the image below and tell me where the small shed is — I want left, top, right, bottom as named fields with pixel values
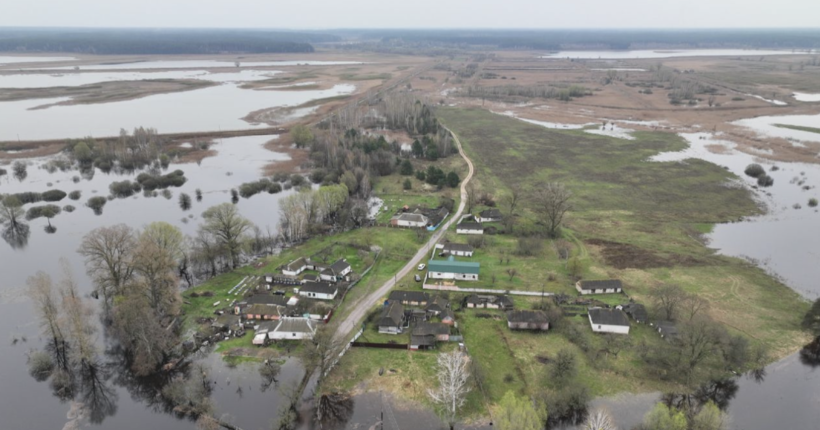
left=506, top=310, right=550, bottom=331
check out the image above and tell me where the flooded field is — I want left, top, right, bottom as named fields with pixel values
left=734, top=113, right=820, bottom=143
left=27, top=59, right=362, bottom=71
left=541, top=49, right=806, bottom=60
left=0, top=69, right=279, bottom=88
left=0, top=55, right=76, bottom=65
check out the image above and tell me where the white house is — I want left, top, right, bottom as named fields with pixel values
left=252, top=321, right=277, bottom=345
left=427, top=256, right=480, bottom=281
left=269, top=317, right=317, bottom=340
left=298, top=281, right=338, bottom=300
left=588, top=308, right=630, bottom=335
left=320, top=259, right=352, bottom=282
left=442, top=242, right=475, bottom=257
left=456, top=222, right=484, bottom=235
left=282, top=257, right=308, bottom=277
left=476, top=208, right=503, bottom=223
left=391, top=212, right=429, bottom=228
left=576, top=279, right=623, bottom=295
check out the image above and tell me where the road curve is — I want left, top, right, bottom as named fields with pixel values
left=333, top=125, right=474, bottom=343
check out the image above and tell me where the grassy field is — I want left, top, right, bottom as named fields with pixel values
left=774, top=123, right=820, bottom=135
left=322, top=107, right=812, bottom=419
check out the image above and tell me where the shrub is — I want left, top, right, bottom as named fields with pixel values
left=809, top=198, right=818, bottom=207
left=268, top=182, right=283, bottom=194
left=86, top=196, right=107, bottom=214
left=12, top=192, right=42, bottom=204
left=159, top=154, right=171, bottom=168
left=446, top=171, right=460, bottom=188
left=25, top=204, right=61, bottom=221
left=290, top=174, right=307, bottom=187
left=415, top=170, right=426, bottom=181
left=0, top=168, right=6, bottom=176
left=757, top=174, right=774, bottom=187
left=12, top=161, right=27, bottom=177
left=109, top=180, right=142, bottom=198
left=161, top=189, right=173, bottom=199
left=195, top=188, right=203, bottom=201
left=179, top=193, right=192, bottom=210
left=136, top=169, right=186, bottom=190
left=516, top=237, right=544, bottom=256
left=310, top=169, right=327, bottom=184
left=744, top=163, right=766, bottom=178
left=62, top=205, right=76, bottom=213
left=403, top=179, right=412, bottom=190
left=467, top=235, right=486, bottom=249
left=400, top=160, right=414, bottom=176
left=27, top=350, right=54, bottom=381
left=68, top=190, right=81, bottom=200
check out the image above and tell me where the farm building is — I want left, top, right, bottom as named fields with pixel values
left=412, top=322, right=451, bottom=341
left=378, top=302, right=407, bottom=334
left=243, top=304, right=285, bottom=321
left=464, top=294, right=513, bottom=310
left=476, top=208, right=503, bottom=223
left=269, top=317, right=317, bottom=340
left=456, top=222, right=484, bottom=235
left=252, top=321, right=277, bottom=345
left=320, top=259, right=352, bottom=282
left=427, top=256, right=480, bottom=281
left=234, top=294, right=288, bottom=314
left=588, top=308, right=630, bottom=334
left=410, top=334, right=436, bottom=350
left=391, top=212, right=429, bottom=228
left=425, top=295, right=450, bottom=315
left=282, top=257, right=308, bottom=276
left=576, top=279, right=623, bottom=295
left=298, top=281, right=338, bottom=300
left=506, top=310, right=550, bottom=331
left=388, top=290, right=430, bottom=306
left=440, top=309, right=456, bottom=326
left=617, top=303, right=648, bottom=324
left=656, top=321, right=679, bottom=340
left=441, top=242, right=475, bottom=257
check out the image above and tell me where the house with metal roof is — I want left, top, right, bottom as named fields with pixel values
left=282, top=257, right=308, bottom=276
left=320, top=258, right=352, bottom=282
left=588, top=307, right=630, bottom=334
left=427, top=256, right=480, bottom=281
left=390, top=212, right=429, bottom=228
left=298, top=281, right=338, bottom=300
left=441, top=242, right=475, bottom=257
left=269, top=317, right=317, bottom=340
left=456, top=222, right=484, bottom=235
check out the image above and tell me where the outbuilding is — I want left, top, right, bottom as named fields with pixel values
left=269, top=317, right=317, bottom=340
left=282, top=257, right=308, bottom=277
left=506, top=310, right=550, bottom=331
left=298, top=281, right=338, bottom=300
left=427, top=256, right=480, bottom=281
left=588, top=308, right=630, bottom=334
left=456, top=222, right=484, bottom=235
left=576, top=279, right=623, bottom=295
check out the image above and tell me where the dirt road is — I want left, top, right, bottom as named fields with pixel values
left=332, top=125, right=474, bottom=343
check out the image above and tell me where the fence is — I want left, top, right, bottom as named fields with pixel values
left=351, top=342, right=409, bottom=350
left=323, top=327, right=363, bottom=378
left=422, top=283, right=554, bottom=297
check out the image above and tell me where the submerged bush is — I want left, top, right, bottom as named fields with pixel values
left=161, top=189, right=173, bottom=199
left=809, top=198, right=818, bottom=208
left=62, top=205, right=76, bottom=213
left=0, top=168, right=7, bottom=176
left=745, top=163, right=766, bottom=178
left=41, top=190, right=67, bottom=202
left=239, top=178, right=283, bottom=198
left=109, top=180, right=142, bottom=198
left=68, top=190, right=81, bottom=200
left=179, top=193, right=192, bottom=210
left=136, top=169, right=187, bottom=191
left=86, top=196, right=107, bottom=215
left=757, top=174, right=774, bottom=187
left=25, top=204, right=61, bottom=221
left=11, top=192, right=43, bottom=204
left=27, top=350, right=54, bottom=382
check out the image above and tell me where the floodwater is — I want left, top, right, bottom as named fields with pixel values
left=28, top=60, right=362, bottom=71
left=0, top=69, right=279, bottom=88
left=541, top=49, right=806, bottom=60
left=793, top=92, right=820, bottom=102
left=0, top=55, right=76, bottom=65
left=0, top=81, right=356, bottom=140
left=0, top=135, right=313, bottom=430
left=734, top=112, right=820, bottom=143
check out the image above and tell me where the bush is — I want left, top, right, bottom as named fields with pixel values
left=27, top=350, right=54, bottom=381
left=161, top=189, right=173, bottom=199
left=0, top=168, right=6, bottom=176
left=25, top=204, right=61, bottom=221
left=68, top=190, right=81, bottom=200
left=744, top=163, right=766, bottom=178
left=136, top=169, right=186, bottom=190
left=195, top=188, right=203, bottom=201
left=810, top=198, right=819, bottom=207
left=403, top=178, right=412, bottom=190
left=12, top=192, right=43, bottom=204
left=310, top=169, right=327, bottom=184
left=757, top=174, right=774, bottom=187
left=109, top=180, right=142, bottom=198
left=516, top=237, right=544, bottom=256
left=467, top=235, right=486, bottom=249
left=179, top=193, right=192, bottom=210
left=415, top=170, right=426, bottom=181
left=62, top=205, right=76, bottom=213
left=86, top=196, right=107, bottom=214
left=446, top=171, right=460, bottom=188
left=400, top=160, right=414, bottom=176
left=290, top=174, right=307, bottom=187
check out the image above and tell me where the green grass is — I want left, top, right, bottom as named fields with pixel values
left=774, top=123, right=820, bottom=135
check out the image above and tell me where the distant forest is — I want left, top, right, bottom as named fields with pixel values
left=335, top=29, right=820, bottom=51
left=0, top=28, right=339, bottom=54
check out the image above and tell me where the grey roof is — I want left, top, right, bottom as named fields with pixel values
left=457, top=222, right=484, bottom=231
left=506, top=310, right=549, bottom=324
left=588, top=308, right=630, bottom=326
left=443, top=242, right=474, bottom=253
left=303, top=274, right=319, bottom=282
left=213, top=314, right=241, bottom=327
left=411, top=334, right=436, bottom=347
left=275, top=318, right=315, bottom=334
left=379, top=302, right=405, bottom=327
left=479, top=208, right=503, bottom=219
left=389, top=290, right=429, bottom=303
left=426, top=295, right=449, bottom=312
left=397, top=213, right=428, bottom=223
left=441, top=308, right=455, bottom=321
left=465, top=294, right=513, bottom=309
left=657, top=321, right=678, bottom=337
left=330, top=259, right=351, bottom=273
left=412, top=322, right=450, bottom=336
left=256, top=321, right=278, bottom=333
left=578, top=279, right=623, bottom=291
left=620, top=303, right=648, bottom=322
left=241, top=294, right=288, bottom=306
left=300, top=281, right=338, bottom=295
left=286, top=257, right=307, bottom=271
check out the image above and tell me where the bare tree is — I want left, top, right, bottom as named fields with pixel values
left=680, top=294, right=710, bottom=322
left=583, top=408, right=617, bottom=430
left=201, top=203, right=253, bottom=268
left=301, top=325, right=343, bottom=384
left=650, top=284, right=687, bottom=321
left=506, top=268, right=518, bottom=281
left=78, top=224, right=136, bottom=308
left=26, top=272, right=69, bottom=370
left=58, top=260, right=97, bottom=370
left=499, top=186, right=520, bottom=232
left=533, top=182, right=572, bottom=238
left=465, top=182, right=477, bottom=214
left=428, top=350, right=471, bottom=430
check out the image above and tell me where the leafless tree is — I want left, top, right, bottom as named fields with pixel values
left=465, top=182, right=477, bottom=214
left=680, top=294, right=710, bottom=322
left=506, top=268, right=518, bottom=281
left=201, top=203, right=253, bottom=268
left=650, top=284, right=687, bottom=321
left=499, top=186, right=520, bottom=233
left=533, top=182, right=572, bottom=238
left=111, top=289, right=177, bottom=376
left=301, top=325, right=343, bottom=384
left=27, top=271, right=69, bottom=370
left=583, top=408, right=617, bottom=430
left=77, top=224, right=136, bottom=309
left=58, top=260, right=97, bottom=370
left=428, top=350, right=471, bottom=430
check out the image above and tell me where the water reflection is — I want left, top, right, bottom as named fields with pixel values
left=314, top=393, right=355, bottom=429
left=2, top=223, right=30, bottom=249
left=799, top=337, right=820, bottom=368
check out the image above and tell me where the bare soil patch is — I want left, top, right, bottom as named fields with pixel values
left=586, top=238, right=704, bottom=269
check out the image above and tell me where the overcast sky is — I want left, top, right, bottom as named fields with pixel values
left=3, top=0, right=819, bottom=29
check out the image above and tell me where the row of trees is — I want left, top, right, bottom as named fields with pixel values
left=278, top=184, right=351, bottom=243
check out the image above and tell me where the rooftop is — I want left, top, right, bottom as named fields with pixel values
left=506, top=310, right=549, bottom=324
left=588, top=308, right=630, bottom=326
left=428, top=256, right=480, bottom=275
left=413, top=322, right=450, bottom=336
left=578, top=279, right=623, bottom=290
left=457, top=222, right=484, bottom=230
left=389, top=290, right=429, bottom=303
left=275, top=317, right=316, bottom=334
left=300, top=281, right=338, bottom=295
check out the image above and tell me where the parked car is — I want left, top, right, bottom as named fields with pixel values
left=415, top=274, right=422, bottom=282
left=417, top=263, right=426, bottom=271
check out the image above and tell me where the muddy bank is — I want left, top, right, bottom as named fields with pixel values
left=0, top=79, right=216, bottom=107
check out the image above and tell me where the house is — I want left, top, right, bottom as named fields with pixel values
left=412, top=322, right=451, bottom=341
left=464, top=294, right=513, bottom=310
left=419, top=207, right=450, bottom=229
left=410, top=334, right=436, bottom=350
left=234, top=294, right=288, bottom=315
left=320, top=259, right=352, bottom=282
left=391, top=212, right=429, bottom=228
left=427, top=256, right=480, bottom=281
left=212, top=314, right=241, bottom=332
left=440, top=308, right=456, bottom=326
left=269, top=317, right=317, bottom=340
left=282, top=257, right=308, bottom=276
left=244, top=303, right=284, bottom=321
left=378, top=302, right=407, bottom=334
left=507, top=310, right=550, bottom=331
left=268, top=274, right=299, bottom=286
left=476, top=208, right=503, bottom=223
left=252, top=321, right=277, bottom=345
left=588, top=308, right=630, bottom=334
left=298, top=281, right=338, bottom=300
left=656, top=321, right=679, bottom=340
left=576, top=279, right=623, bottom=295
left=425, top=295, right=450, bottom=315
left=442, top=242, right=475, bottom=257
left=302, top=274, right=319, bottom=283
left=456, top=222, right=484, bottom=235
left=389, top=290, right=430, bottom=306
left=617, top=303, right=648, bottom=324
